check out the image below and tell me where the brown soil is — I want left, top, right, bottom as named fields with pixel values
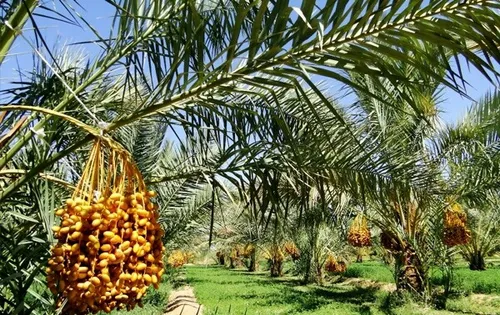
left=339, top=277, right=396, bottom=292
left=470, top=293, right=500, bottom=304
left=164, top=286, right=203, bottom=315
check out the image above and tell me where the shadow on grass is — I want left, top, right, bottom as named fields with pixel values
left=189, top=279, right=258, bottom=285
left=247, top=274, right=382, bottom=314
left=268, top=285, right=378, bottom=313
left=343, top=268, right=363, bottom=278
left=187, top=265, right=401, bottom=314
left=228, top=269, right=269, bottom=276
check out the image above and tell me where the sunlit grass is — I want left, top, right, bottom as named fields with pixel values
left=186, top=265, right=387, bottom=314
left=185, top=264, right=500, bottom=315
left=449, top=266, right=500, bottom=294
left=342, top=260, right=500, bottom=294
left=342, top=261, right=394, bottom=283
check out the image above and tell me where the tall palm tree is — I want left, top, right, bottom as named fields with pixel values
left=433, top=90, right=500, bottom=270
left=461, top=201, right=500, bottom=270
left=344, top=52, right=446, bottom=295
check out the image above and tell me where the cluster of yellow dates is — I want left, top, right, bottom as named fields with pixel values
left=241, top=243, right=255, bottom=258
left=347, top=214, right=371, bottom=247
left=47, top=191, right=164, bottom=314
left=443, top=201, right=471, bottom=246
left=324, top=254, right=346, bottom=273
left=46, top=139, right=165, bottom=314
left=229, top=244, right=244, bottom=259
left=264, top=244, right=284, bottom=262
left=167, top=250, right=193, bottom=268
left=283, top=241, right=300, bottom=260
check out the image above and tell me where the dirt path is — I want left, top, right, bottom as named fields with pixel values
left=339, top=277, right=396, bottom=292
left=164, top=286, right=203, bottom=315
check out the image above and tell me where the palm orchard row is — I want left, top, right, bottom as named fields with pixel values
left=1, top=0, right=500, bottom=314
left=170, top=129, right=500, bottom=291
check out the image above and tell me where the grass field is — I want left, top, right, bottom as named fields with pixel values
left=185, top=265, right=500, bottom=315
left=342, top=261, right=394, bottom=283
left=343, top=261, right=500, bottom=294
left=446, top=266, right=500, bottom=294
left=104, top=261, right=500, bottom=314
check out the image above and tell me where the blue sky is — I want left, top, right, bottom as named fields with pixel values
left=0, top=1, right=497, bottom=125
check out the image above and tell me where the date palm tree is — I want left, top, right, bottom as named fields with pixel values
left=462, top=203, right=500, bottom=270
left=434, top=90, right=500, bottom=270
left=344, top=53, right=446, bottom=295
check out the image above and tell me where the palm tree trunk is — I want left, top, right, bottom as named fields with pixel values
left=270, top=259, right=283, bottom=277
left=356, top=254, right=363, bottom=263
left=248, top=250, right=257, bottom=272
left=395, top=246, right=425, bottom=293
left=469, top=251, right=486, bottom=270
left=315, top=263, right=324, bottom=284
left=302, top=224, right=323, bottom=284
left=303, top=253, right=313, bottom=284
left=302, top=241, right=316, bottom=283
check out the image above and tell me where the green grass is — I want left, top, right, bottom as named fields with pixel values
left=343, top=261, right=394, bottom=283
left=185, top=265, right=500, bottom=315
left=447, top=266, right=500, bottom=294
left=446, top=294, right=500, bottom=314
left=102, top=261, right=500, bottom=314
left=187, top=265, right=387, bottom=315
left=342, top=261, right=500, bottom=295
